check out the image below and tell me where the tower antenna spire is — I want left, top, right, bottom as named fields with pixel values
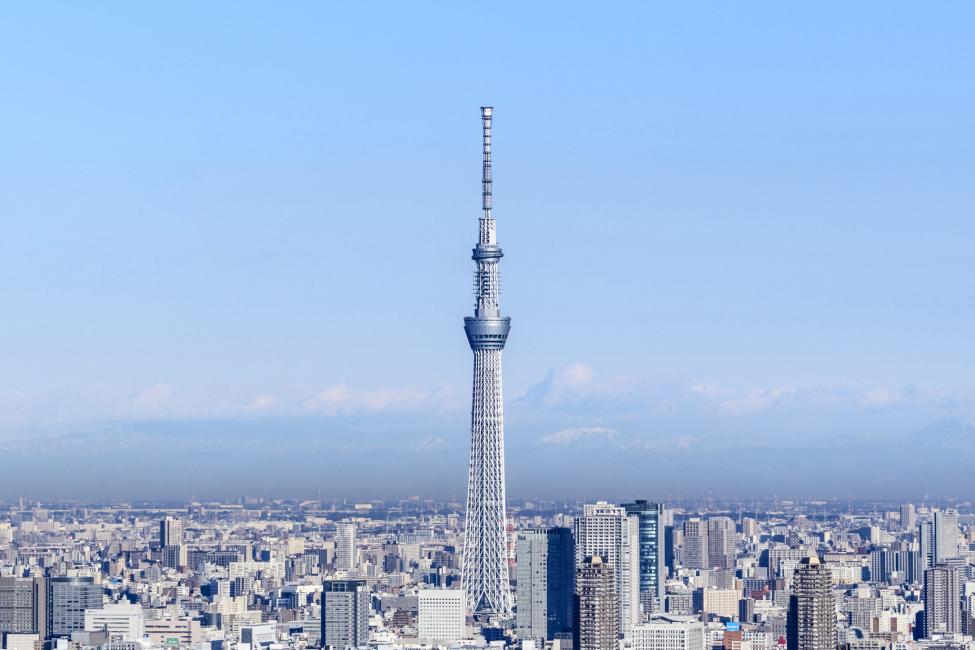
left=482, top=106, right=492, bottom=214
left=463, top=106, right=511, bottom=618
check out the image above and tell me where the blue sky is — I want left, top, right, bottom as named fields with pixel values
left=1, top=3, right=973, bottom=498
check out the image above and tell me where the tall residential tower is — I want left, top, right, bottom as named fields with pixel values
left=462, top=106, right=512, bottom=617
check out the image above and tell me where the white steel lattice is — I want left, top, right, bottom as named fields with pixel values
left=461, top=107, right=512, bottom=618
left=463, top=348, right=510, bottom=615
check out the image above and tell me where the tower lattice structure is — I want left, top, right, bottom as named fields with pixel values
left=462, top=106, right=512, bottom=617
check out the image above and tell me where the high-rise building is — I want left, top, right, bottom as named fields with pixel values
left=622, top=501, right=666, bottom=612
left=919, top=519, right=934, bottom=570
left=900, top=504, right=917, bottom=532
left=741, top=518, right=758, bottom=539
left=786, top=556, right=836, bottom=650
left=934, top=509, right=959, bottom=565
left=515, top=527, right=574, bottom=641
left=462, top=106, right=512, bottom=618
left=417, top=589, right=465, bottom=643
left=0, top=576, right=45, bottom=635
left=575, top=502, right=639, bottom=636
left=574, top=556, right=617, bottom=650
left=707, top=517, right=736, bottom=570
left=923, top=564, right=961, bottom=637
left=681, top=519, right=708, bottom=570
left=162, top=544, right=186, bottom=569
left=159, top=517, right=182, bottom=548
left=46, top=577, right=103, bottom=638
left=321, top=579, right=369, bottom=649
left=335, top=522, right=357, bottom=572
left=870, top=546, right=894, bottom=584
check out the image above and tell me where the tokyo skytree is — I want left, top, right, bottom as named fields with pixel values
left=461, top=106, right=511, bottom=617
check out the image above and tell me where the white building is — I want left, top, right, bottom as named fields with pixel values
left=240, top=623, right=276, bottom=649
left=417, top=589, right=465, bottom=642
left=631, top=615, right=705, bottom=650
left=84, top=603, right=146, bottom=642
left=336, top=522, right=357, bottom=572
left=701, top=588, right=739, bottom=620
left=4, top=634, right=40, bottom=650
left=574, top=502, right=639, bottom=638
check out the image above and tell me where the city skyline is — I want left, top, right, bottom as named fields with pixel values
left=2, top=2, right=974, bottom=499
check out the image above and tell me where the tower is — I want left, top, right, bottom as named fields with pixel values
left=707, top=516, right=736, bottom=570
left=462, top=106, right=512, bottom=617
left=516, top=527, right=575, bottom=640
left=574, top=502, right=639, bottom=637
left=574, top=556, right=618, bottom=650
left=321, top=579, right=370, bottom=650
left=681, top=518, right=708, bottom=570
left=159, top=516, right=182, bottom=547
left=924, top=564, right=961, bottom=637
left=621, top=501, right=666, bottom=614
left=335, top=521, right=357, bottom=573
left=786, top=556, right=836, bottom=650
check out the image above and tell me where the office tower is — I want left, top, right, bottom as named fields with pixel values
left=83, top=603, right=145, bottom=642
left=575, top=502, right=639, bottom=636
left=335, top=522, right=357, bottom=572
left=46, top=577, right=103, bottom=638
left=934, top=509, right=960, bottom=565
left=707, top=517, right=736, bottom=570
left=924, top=565, right=961, bottom=636
left=462, top=106, right=512, bottom=618
left=631, top=615, right=705, bottom=650
left=900, top=504, right=917, bottom=532
left=162, top=544, right=186, bottom=569
left=901, top=548, right=922, bottom=585
left=682, top=519, right=708, bottom=570
left=321, top=579, right=369, bottom=649
left=786, top=556, right=835, bottom=650
left=0, top=576, right=45, bottom=635
left=741, top=518, right=758, bottom=539
left=665, top=527, right=679, bottom=576
left=417, top=589, right=465, bottom=642
left=516, top=527, right=575, bottom=640
left=574, top=556, right=617, bottom=650
left=919, top=520, right=934, bottom=570
left=159, top=517, right=182, bottom=547
left=870, top=546, right=893, bottom=584
left=622, top=501, right=666, bottom=612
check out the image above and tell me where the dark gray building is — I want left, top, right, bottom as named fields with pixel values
left=924, top=564, right=961, bottom=637
left=0, top=576, right=46, bottom=635
left=622, top=501, right=666, bottom=612
left=46, top=576, right=103, bottom=638
left=322, top=579, right=369, bottom=649
left=515, top=527, right=574, bottom=641
left=786, top=556, right=836, bottom=650
left=574, top=556, right=617, bottom=650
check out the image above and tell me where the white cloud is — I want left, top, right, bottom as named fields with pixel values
left=413, top=435, right=448, bottom=451
left=518, top=362, right=610, bottom=406
left=859, top=387, right=905, bottom=408
left=243, top=394, right=277, bottom=412
left=540, top=426, right=618, bottom=445
left=718, top=387, right=794, bottom=416
left=691, top=383, right=794, bottom=416
left=302, top=383, right=441, bottom=415
left=132, top=383, right=174, bottom=409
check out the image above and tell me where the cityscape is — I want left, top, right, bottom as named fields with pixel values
left=2, top=106, right=973, bottom=650
left=2, top=4, right=974, bottom=650
left=2, top=496, right=975, bottom=650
